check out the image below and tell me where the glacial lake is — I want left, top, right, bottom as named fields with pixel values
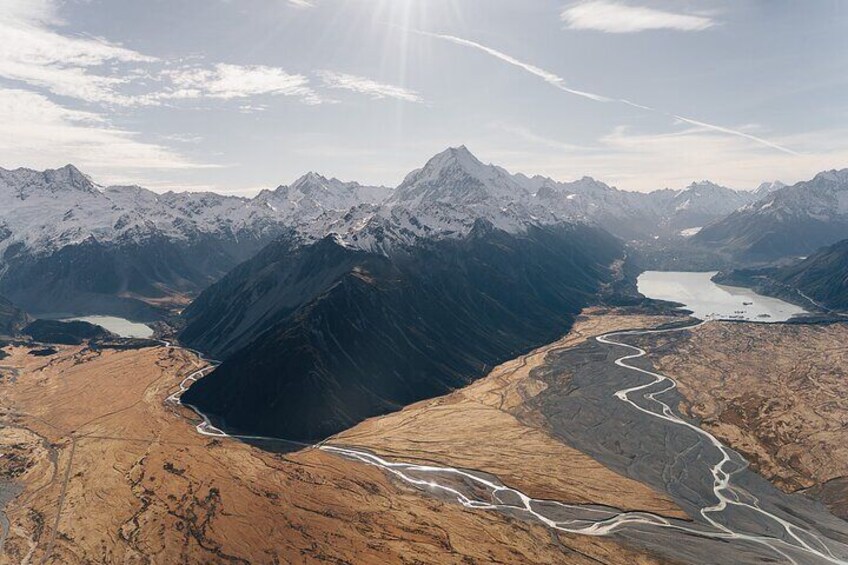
left=637, top=271, right=808, bottom=323
left=61, top=315, right=155, bottom=339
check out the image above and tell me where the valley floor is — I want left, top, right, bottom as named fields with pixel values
left=1, top=308, right=847, bottom=563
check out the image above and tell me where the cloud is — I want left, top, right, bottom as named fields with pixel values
left=421, top=30, right=797, bottom=155
left=560, top=1, right=715, bottom=33
left=0, top=0, right=157, bottom=105
left=162, top=64, right=323, bottom=105
left=490, top=123, right=594, bottom=153
left=671, top=115, right=797, bottom=156
left=0, top=88, right=214, bottom=179
left=416, top=30, right=610, bottom=102
left=484, top=123, right=848, bottom=192
left=0, top=1, right=323, bottom=108
left=317, top=71, right=423, bottom=103
left=287, top=0, right=315, bottom=7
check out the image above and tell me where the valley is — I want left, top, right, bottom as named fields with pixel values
left=3, top=3, right=847, bottom=562
left=2, top=303, right=847, bottom=564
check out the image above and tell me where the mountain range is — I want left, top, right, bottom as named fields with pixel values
left=2, top=146, right=847, bottom=441
left=0, top=165, right=385, bottom=318
left=694, top=169, right=848, bottom=262
left=2, top=148, right=846, bottom=323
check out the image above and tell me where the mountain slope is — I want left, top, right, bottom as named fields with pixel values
left=694, top=170, right=848, bottom=262
left=181, top=222, right=629, bottom=441
left=775, top=239, right=848, bottom=310
left=0, top=295, right=28, bottom=337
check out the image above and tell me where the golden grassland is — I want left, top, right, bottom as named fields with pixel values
left=0, top=309, right=683, bottom=564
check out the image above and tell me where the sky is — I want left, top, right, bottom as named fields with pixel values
left=1, top=0, right=847, bottom=194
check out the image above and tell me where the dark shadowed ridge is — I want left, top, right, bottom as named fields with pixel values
left=181, top=222, right=632, bottom=441
left=775, top=238, right=848, bottom=310
left=694, top=169, right=848, bottom=263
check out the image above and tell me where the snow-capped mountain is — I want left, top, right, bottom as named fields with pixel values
left=695, top=169, right=848, bottom=261
left=303, top=146, right=707, bottom=251
left=300, top=147, right=541, bottom=253
left=0, top=164, right=387, bottom=317
left=658, top=180, right=759, bottom=232
left=0, top=165, right=288, bottom=260
left=755, top=180, right=787, bottom=197
left=389, top=146, right=526, bottom=207
left=1, top=148, right=833, bottom=316
left=254, top=172, right=389, bottom=226
left=532, top=176, right=664, bottom=239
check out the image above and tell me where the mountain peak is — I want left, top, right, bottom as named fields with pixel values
left=49, top=164, right=98, bottom=191
left=686, top=180, right=728, bottom=192
left=392, top=146, right=526, bottom=207
left=812, top=168, right=848, bottom=185
left=0, top=163, right=99, bottom=196
left=291, top=171, right=331, bottom=188
left=425, top=145, right=484, bottom=173
left=755, top=180, right=786, bottom=195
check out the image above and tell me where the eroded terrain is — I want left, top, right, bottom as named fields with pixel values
left=0, top=313, right=680, bottom=565
left=1, top=309, right=847, bottom=564
left=636, top=321, right=848, bottom=516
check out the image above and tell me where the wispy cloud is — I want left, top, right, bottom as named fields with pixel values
left=484, top=124, right=848, bottom=192
left=0, top=87, right=214, bottom=177
left=317, top=71, right=423, bottom=103
left=0, top=1, right=324, bottom=108
left=162, top=64, right=323, bottom=105
left=421, top=30, right=797, bottom=155
left=0, top=0, right=157, bottom=105
left=560, top=1, right=715, bottom=33
left=287, top=0, right=315, bottom=7
left=491, top=123, right=594, bottom=153
left=416, top=30, right=610, bottom=102
left=670, top=116, right=797, bottom=156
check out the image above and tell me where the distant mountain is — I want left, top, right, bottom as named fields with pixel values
left=254, top=172, right=389, bottom=226
left=298, top=147, right=762, bottom=246
left=755, top=180, right=787, bottom=197
left=0, top=151, right=827, bottom=319
left=715, top=237, right=848, bottom=312
left=531, top=176, right=662, bottom=240
left=660, top=181, right=758, bottom=233
left=694, top=170, right=848, bottom=262
left=181, top=222, right=630, bottom=441
left=0, top=165, right=386, bottom=319
left=527, top=176, right=760, bottom=241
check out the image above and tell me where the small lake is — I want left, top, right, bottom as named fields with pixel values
left=637, top=271, right=808, bottom=323
left=61, top=315, right=155, bottom=339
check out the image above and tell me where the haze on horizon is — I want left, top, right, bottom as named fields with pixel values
left=1, top=0, right=846, bottom=194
